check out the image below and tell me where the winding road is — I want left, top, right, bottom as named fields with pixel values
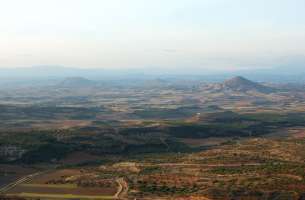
left=114, top=178, right=128, bottom=199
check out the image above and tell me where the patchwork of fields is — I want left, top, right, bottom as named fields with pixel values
left=2, top=77, right=305, bottom=199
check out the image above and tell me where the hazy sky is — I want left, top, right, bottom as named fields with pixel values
left=0, top=0, right=304, bottom=70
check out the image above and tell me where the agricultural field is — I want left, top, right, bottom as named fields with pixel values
left=5, top=169, right=117, bottom=200
left=0, top=165, right=38, bottom=188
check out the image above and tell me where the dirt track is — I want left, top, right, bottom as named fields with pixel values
left=141, top=163, right=262, bottom=167
left=114, top=178, right=128, bottom=199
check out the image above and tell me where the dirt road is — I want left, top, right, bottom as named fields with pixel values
left=114, top=178, right=128, bottom=199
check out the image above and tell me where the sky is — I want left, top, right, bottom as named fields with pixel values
left=0, top=0, right=304, bottom=71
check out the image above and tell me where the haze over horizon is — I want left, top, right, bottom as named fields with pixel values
left=0, top=0, right=305, bottom=71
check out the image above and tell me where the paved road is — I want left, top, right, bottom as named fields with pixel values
left=0, top=171, right=45, bottom=194
left=1, top=170, right=126, bottom=200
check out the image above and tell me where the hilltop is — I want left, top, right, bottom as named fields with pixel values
left=221, top=76, right=275, bottom=93
left=60, top=77, right=96, bottom=87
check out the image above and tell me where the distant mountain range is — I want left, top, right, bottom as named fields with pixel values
left=55, top=75, right=278, bottom=95
left=0, top=64, right=304, bottom=83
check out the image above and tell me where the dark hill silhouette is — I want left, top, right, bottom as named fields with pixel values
left=60, top=77, right=96, bottom=87
left=222, top=76, right=275, bottom=93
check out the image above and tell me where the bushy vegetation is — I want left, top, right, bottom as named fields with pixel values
left=167, top=111, right=305, bottom=138
left=3, top=111, right=305, bottom=164
left=21, top=142, right=72, bottom=163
